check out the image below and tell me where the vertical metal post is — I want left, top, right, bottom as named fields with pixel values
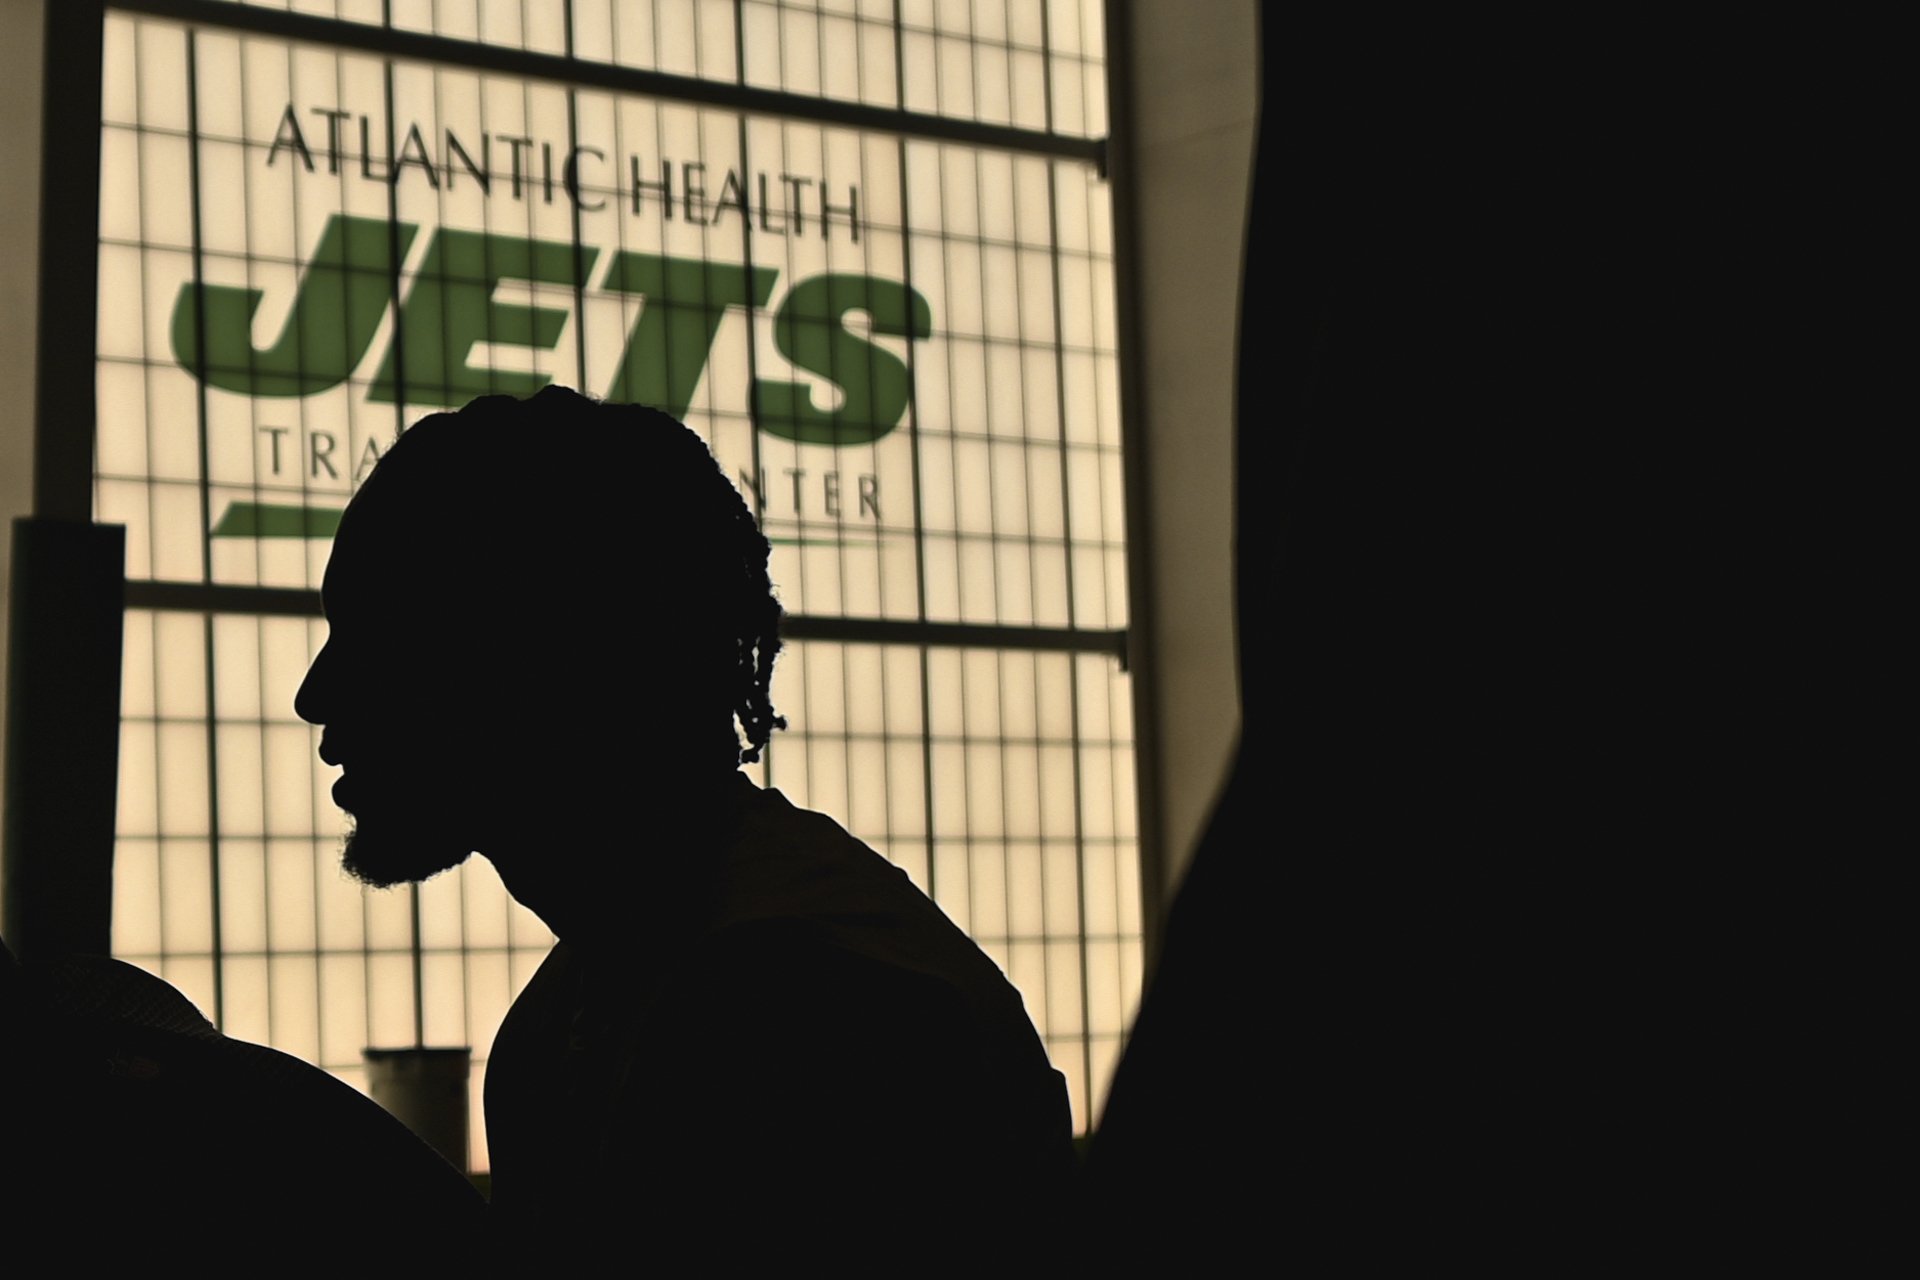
left=34, top=0, right=105, bottom=525
left=2, top=520, right=126, bottom=959
left=2, top=1, right=119, bottom=961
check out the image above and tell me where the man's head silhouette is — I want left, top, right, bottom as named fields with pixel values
left=294, top=388, right=785, bottom=900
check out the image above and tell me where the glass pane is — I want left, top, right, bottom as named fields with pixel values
left=102, top=5, right=1135, bottom=1162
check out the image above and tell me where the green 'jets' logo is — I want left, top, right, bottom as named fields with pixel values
left=171, top=214, right=933, bottom=448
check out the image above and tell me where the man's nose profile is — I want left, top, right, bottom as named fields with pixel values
left=289, top=387, right=1076, bottom=1258
left=292, top=642, right=332, bottom=728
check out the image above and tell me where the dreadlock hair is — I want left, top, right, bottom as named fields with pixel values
left=365, top=385, right=787, bottom=769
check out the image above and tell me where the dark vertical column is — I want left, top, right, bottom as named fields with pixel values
left=3, top=519, right=126, bottom=959
left=4, top=1, right=118, bottom=961
left=33, top=0, right=104, bottom=525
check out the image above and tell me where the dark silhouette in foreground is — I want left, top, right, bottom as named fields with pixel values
left=3, top=933, right=484, bottom=1265
left=294, top=387, right=1074, bottom=1257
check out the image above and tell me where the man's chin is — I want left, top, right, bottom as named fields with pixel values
left=340, top=818, right=474, bottom=889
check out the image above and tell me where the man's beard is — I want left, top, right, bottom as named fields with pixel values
left=339, top=799, right=475, bottom=888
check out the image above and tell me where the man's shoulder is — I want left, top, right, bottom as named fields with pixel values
left=719, top=784, right=1024, bottom=1007
left=718, top=782, right=945, bottom=935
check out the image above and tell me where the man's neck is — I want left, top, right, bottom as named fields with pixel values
left=482, top=770, right=753, bottom=957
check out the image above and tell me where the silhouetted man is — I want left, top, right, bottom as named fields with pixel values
left=295, top=387, right=1074, bottom=1259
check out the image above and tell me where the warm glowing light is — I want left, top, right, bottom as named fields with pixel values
left=103, top=1, right=1135, bottom=1169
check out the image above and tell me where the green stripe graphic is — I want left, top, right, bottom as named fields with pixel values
left=211, top=503, right=345, bottom=538
left=213, top=501, right=879, bottom=548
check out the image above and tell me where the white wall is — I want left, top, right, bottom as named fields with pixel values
left=0, top=0, right=47, bottom=903
left=1116, top=0, right=1258, bottom=897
